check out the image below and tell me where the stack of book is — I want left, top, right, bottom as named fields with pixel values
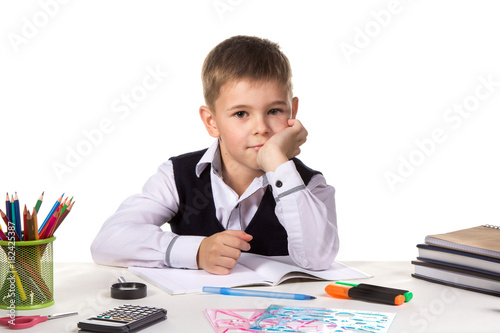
left=412, top=224, right=500, bottom=297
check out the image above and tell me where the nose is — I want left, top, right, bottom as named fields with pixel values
left=252, top=115, right=271, bottom=135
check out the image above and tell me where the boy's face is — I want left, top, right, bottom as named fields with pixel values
left=200, top=79, right=298, bottom=177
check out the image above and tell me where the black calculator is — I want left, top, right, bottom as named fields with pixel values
left=77, top=304, right=167, bottom=332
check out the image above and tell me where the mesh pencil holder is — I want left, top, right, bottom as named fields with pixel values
left=0, top=237, right=55, bottom=310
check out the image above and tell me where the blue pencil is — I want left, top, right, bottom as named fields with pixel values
left=10, top=196, right=21, bottom=241
left=14, top=193, right=22, bottom=240
left=38, top=193, right=64, bottom=234
left=5, top=193, right=11, bottom=222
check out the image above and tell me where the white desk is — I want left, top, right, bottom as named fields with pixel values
left=2, top=261, right=499, bottom=332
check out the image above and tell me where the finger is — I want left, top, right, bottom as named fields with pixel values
left=223, top=235, right=251, bottom=252
left=289, top=147, right=301, bottom=159
left=218, top=245, right=243, bottom=261
left=206, top=264, right=234, bottom=275
left=289, top=118, right=304, bottom=129
left=212, top=231, right=251, bottom=252
left=214, top=255, right=239, bottom=269
left=223, top=230, right=253, bottom=242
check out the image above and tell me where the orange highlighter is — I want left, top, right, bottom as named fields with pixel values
left=325, top=283, right=406, bottom=306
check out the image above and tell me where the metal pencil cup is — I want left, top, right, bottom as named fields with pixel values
left=0, top=237, right=55, bottom=310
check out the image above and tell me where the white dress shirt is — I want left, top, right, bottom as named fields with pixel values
left=91, top=140, right=339, bottom=270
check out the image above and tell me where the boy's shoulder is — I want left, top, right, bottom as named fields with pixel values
left=169, top=148, right=208, bottom=162
left=169, top=148, right=211, bottom=183
left=291, top=158, right=322, bottom=185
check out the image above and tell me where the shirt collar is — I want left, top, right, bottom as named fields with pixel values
left=194, top=139, right=270, bottom=189
left=195, top=140, right=222, bottom=177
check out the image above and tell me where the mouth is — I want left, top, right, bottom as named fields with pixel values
left=249, top=144, right=264, bottom=151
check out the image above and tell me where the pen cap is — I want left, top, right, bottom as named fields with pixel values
left=325, top=284, right=351, bottom=299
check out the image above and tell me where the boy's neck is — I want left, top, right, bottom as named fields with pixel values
left=221, top=165, right=264, bottom=197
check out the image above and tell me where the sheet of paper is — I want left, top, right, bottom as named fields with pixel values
left=239, top=254, right=372, bottom=284
left=129, top=263, right=268, bottom=294
left=129, top=254, right=372, bottom=295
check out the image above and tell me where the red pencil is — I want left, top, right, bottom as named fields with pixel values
left=0, top=209, right=20, bottom=241
left=32, top=208, right=39, bottom=240
left=40, top=206, right=60, bottom=239
left=53, top=201, right=74, bottom=235
left=0, top=228, right=7, bottom=241
left=23, top=205, right=29, bottom=241
left=0, top=208, right=9, bottom=227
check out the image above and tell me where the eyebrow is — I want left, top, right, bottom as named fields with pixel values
left=225, top=100, right=288, bottom=113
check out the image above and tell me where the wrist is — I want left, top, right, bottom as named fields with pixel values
left=261, top=153, right=288, bottom=172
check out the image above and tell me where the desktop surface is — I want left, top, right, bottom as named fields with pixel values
left=2, top=261, right=498, bottom=333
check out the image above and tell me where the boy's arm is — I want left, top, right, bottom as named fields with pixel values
left=258, top=119, right=338, bottom=270
left=268, top=163, right=339, bottom=270
left=90, top=161, right=205, bottom=269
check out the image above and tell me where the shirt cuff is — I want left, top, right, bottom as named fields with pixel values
left=266, top=160, right=306, bottom=202
left=165, top=235, right=205, bottom=269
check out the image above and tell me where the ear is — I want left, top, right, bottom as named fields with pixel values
left=291, top=97, right=299, bottom=119
left=199, top=105, right=220, bottom=138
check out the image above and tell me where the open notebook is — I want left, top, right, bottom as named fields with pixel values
left=129, top=253, right=371, bottom=295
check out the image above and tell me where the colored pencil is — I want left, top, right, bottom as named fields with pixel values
left=14, top=193, right=22, bottom=232
left=38, top=193, right=63, bottom=234
left=5, top=193, right=11, bottom=222
left=35, top=191, right=44, bottom=213
left=12, top=263, right=46, bottom=301
left=11, top=196, right=22, bottom=240
left=47, top=205, right=64, bottom=238
left=1, top=192, right=73, bottom=240
left=16, top=255, right=52, bottom=299
left=59, top=197, right=70, bottom=217
left=40, top=206, right=60, bottom=239
left=53, top=201, right=74, bottom=235
left=12, top=270, right=27, bottom=301
left=26, top=210, right=34, bottom=241
left=0, top=208, right=20, bottom=241
left=0, top=224, right=7, bottom=241
left=22, top=205, right=29, bottom=241
left=0, top=208, right=9, bottom=227
left=32, top=208, right=39, bottom=240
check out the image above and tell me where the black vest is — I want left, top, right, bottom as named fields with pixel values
left=168, top=149, right=321, bottom=256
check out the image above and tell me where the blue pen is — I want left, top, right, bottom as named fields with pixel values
left=202, top=286, right=316, bottom=300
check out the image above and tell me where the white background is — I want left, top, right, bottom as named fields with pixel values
left=1, top=0, right=499, bottom=263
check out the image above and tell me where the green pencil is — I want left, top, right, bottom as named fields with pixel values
left=35, top=191, right=44, bottom=213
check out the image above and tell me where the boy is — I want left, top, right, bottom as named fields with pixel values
left=91, top=35, right=339, bottom=275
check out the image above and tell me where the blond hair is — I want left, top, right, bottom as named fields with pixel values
left=202, top=35, right=292, bottom=111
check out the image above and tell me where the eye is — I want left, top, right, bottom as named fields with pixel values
left=234, top=111, right=247, bottom=118
left=268, top=108, right=282, bottom=116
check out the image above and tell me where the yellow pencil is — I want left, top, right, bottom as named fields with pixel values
left=12, top=270, right=27, bottom=301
